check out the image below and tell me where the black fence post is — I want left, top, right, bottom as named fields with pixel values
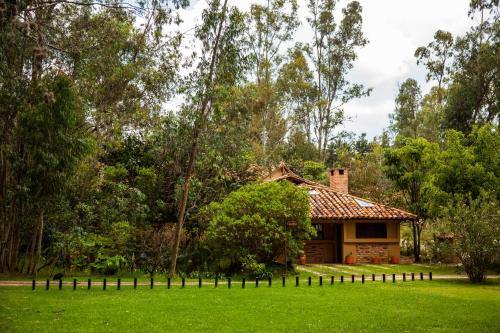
left=308, top=276, right=311, bottom=286
left=228, top=277, right=231, bottom=289
left=351, top=275, right=355, bottom=283
left=331, top=276, right=334, bottom=285
left=88, top=279, right=91, bottom=290
left=32, top=280, right=36, bottom=290
left=319, top=276, right=323, bottom=286
left=255, top=277, right=259, bottom=288
left=392, top=274, right=395, bottom=283
left=420, top=272, right=423, bottom=280
left=411, top=273, right=415, bottom=281
left=295, top=276, right=299, bottom=287
left=134, top=277, right=137, bottom=289
left=341, top=275, right=344, bottom=283
left=150, top=277, right=154, bottom=289
left=403, top=273, right=406, bottom=282
left=117, top=278, right=121, bottom=290
left=181, top=278, right=185, bottom=288
left=429, top=272, right=432, bottom=281
left=198, top=277, right=202, bottom=288
left=215, top=276, right=218, bottom=288
left=382, top=274, right=386, bottom=283
left=282, top=275, right=285, bottom=287
left=103, top=278, right=106, bottom=290
left=46, top=279, right=50, bottom=290
left=372, top=274, right=375, bottom=282
left=167, top=277, right=171, bottom=289
left=361, top=275, right=364, bottom=284
left=268, top=277, right=272, bottom=287
left=73, top=279, right=77, bottom=290
left=242, top=277, right=245, bottom=289
left=59, top=279, right=62, bottom=290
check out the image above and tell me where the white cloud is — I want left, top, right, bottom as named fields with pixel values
left=177, top=0, right=472, bottom=138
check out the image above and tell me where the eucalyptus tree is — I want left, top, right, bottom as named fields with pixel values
left=277, top=46, right=316, bottom=145
left=390, top=78, right=422, bottom=139
left=306, top=0, right=370, bottom=161
left=245, top=0, right=299, bottom=166
left=443, top=0, right=498, bottom=133
left=169, top=0, right=249, bottom=276
left=415, top=30, right=454, bottom=96
left=0, top=0, right=187, bottom=273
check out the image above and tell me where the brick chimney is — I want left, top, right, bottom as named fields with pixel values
left=329, top=168, right=349, bottom=193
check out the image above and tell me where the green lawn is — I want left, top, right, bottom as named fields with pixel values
left=0, top=264, right=462, bottom=282
left=1, top=280, right=499, bottom=332
left=296, top=263, right=461, bottom=276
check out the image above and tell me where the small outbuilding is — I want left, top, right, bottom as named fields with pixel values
left=266, top=164, right=417, bottom=264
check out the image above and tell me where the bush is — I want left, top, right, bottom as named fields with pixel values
left=443, top=192, right=500, bottom=283
left=201, top=181, right=314, bottom=275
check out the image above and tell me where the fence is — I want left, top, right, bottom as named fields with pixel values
left=31, top=272, right=433, bottom=291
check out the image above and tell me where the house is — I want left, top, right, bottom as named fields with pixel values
left=266, top=164, right=417, bottom=264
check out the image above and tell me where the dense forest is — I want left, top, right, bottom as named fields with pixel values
left=0, top=0, right=498, bottom=279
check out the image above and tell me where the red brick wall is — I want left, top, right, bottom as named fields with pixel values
left=329, top=168, right=349, bottom=193
left=355, top=244, right=389, bottom=263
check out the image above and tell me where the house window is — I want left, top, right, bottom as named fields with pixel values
left=313, top=224, right=324, bottom=240
left=356, top=223, right=387, bottom=239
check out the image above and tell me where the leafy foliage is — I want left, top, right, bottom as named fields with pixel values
left=201, top=181, right=314, bottom=275
left=440, top=192, right=500, bottom=283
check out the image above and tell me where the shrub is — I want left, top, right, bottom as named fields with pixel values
left=443, top=192, right=500, bottom=283
left=201, top=181, right=314, bottom=274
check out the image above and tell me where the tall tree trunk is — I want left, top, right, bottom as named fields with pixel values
left=32, top=210, right=44, bottom=276
left=0, top=221, right=11, bottom=272
left=168, top=133, right=200, bottom=277
left=168, top=0, right=228, bottom=277
left=411, top=220, right=419, bottom=262
left=25, top=219, right=37, bottom=275
left=412, top=220, right=422, bottom=263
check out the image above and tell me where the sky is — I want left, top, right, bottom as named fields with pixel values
left=175, top=0, right=473, bottom=139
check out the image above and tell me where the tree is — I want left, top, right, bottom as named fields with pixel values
left=201, top=181, right=314, bottom=274
left=426, top=125, right=500, bottom=211
left=442, top=1, right=499, bottom=133
left=390, top=78, right=422, bottom=138
left=415, top=30, right=454, bottom=99
left=245, top=0, right=299, bottom=166
left=306, top=0, right=371, bottom=160
left=169, top=0, right=248, bottom=276
left=417, top=87, right=445, bottom=143
left=0, top=0, right=186, bottom=273
left=383, top=137, right=438, bottom=262
left=302, top=161, right=327, bottom=183
left=349, top=143, right=400, bottom=206
left=442, top=192, right=500, bottom=283
left=277, top=47, right=316, bottom=145
left=13, top=75, right=90, bottom=275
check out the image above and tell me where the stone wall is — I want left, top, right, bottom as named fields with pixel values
left=355, top=243, right=389, bottom=263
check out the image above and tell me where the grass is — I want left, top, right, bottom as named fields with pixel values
left=0, top=264, right=462, bottom=282
left=296, top=263, right=461, bottom=276
left=1, top=280, right=499, bottom=332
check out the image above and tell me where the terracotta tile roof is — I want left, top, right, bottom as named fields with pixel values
left=266, top=163, right=417, bottom=221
